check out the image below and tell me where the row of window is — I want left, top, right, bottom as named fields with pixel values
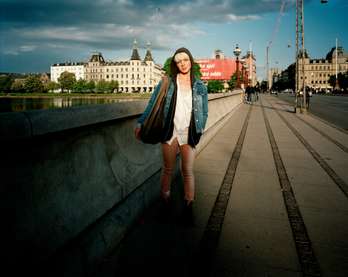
left=308, top=65, right=347, bottom=71
left=88, top=75, right=153, bottom=85
left=87, top=67, right=153, bottom=73
left=300, top=76, right=329, bottom=84
left=311, top=80, right=327, bottom=84
left=53, top=67, right=83, bottom=72
left=103, top=73, right=149, bottom=79
left=91, top=61, right=143, bottom=67
left=53, top=74, right=84, bottom=78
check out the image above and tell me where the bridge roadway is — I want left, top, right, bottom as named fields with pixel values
left=94, top=94, right=348, bottom=277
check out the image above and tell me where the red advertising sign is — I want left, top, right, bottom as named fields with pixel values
left=196, top=58, right=237, bottom=81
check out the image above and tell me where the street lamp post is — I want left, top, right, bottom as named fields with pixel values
left=295, top=0, right=307, bottom=112
left=234, top=44, right=241, bottom=88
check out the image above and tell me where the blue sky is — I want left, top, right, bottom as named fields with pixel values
left=0, top=0, right=347, bottom=80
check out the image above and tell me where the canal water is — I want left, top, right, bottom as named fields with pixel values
left=0, top=97, right=139, bottom=113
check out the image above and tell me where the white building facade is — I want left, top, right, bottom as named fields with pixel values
left=298, top=46, right=348, bottom=91
left=50, top=62, right=85, bottom=83
left=50, top=41, right=163, bottom=93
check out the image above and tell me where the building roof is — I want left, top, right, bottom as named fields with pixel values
left=89, top=52, right=105, bottom=63
left=326, top=46, right=348, bottom=61
left=130, top=49, right=141, bottom=60
left=144, top=49, right=153, bottom=62
left=52, top=62, right=86, bottom=66
left=130, top=39, right=141, bottom=60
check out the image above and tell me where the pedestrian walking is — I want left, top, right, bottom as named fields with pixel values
left=305, top=89, right=311, bottom=109
left=135, top=47, right=208, bottom=226
left=245, top=85, right=253, bottom=104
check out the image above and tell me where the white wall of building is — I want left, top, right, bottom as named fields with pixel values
left=50, top=63, right=85, bottom=83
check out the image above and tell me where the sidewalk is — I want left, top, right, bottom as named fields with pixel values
left=95, top=94, right=348, bottom=277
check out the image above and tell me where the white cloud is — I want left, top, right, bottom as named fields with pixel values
left=19, top=45, right=37, bottom=52
left=226, top=14, right=261, bottom=21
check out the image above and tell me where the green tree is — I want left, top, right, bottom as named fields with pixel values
left=95, top=80, right=110, bottom=93
left=11, top=79, right=25, bottom=93
left=163, top=58, right=172, bottom=76
left=207, top=80, right=224, bottom=93
left=0, top=75, right=14, bottom=93
left=86, top=80, right=95, bottom=93
left=58, top=71, right=76, bottom=92
left=339, top=72, right=348, bottom=91
left=330, top=72, right=348, bottom=92
left=163, top=57, right=202, bottom=79
left=45, top=81, right=60, bottom=92
left=328, top=74, right=336, bottom=88
left=72, top=79, right=89, bottom=93
left=108, top=80, right=119, bottom=93
left=193, top=62, right=202, bottom=79
left=24, top=75, right=45, bottom=93
left=228, top=73, right=237, bottom=90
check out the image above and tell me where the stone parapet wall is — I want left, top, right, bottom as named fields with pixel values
left=0, top=90, right=243, bottom=276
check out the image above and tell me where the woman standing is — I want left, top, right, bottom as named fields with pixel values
left=135, top=47, right=208, bottom=225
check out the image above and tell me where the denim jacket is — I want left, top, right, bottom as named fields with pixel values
left=137, top=77, right=208, bottom=134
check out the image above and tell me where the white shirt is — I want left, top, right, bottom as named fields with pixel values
left=166, top=77, right=192, bottom=145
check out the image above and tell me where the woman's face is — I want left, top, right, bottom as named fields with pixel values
left=175, top=52, right=192, bottom=74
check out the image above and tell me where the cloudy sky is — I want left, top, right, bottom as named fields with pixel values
left=0, top=0, right=347, bottom=79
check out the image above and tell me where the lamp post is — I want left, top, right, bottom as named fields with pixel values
left=295, top=0, right=307, bottom=112
left=234, top=44, right=241, bottom=88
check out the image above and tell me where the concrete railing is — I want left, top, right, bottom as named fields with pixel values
left=0, top=90, right=243, bottom=276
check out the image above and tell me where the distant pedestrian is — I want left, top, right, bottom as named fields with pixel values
left=255, top=86, right=259, bottom=101
left=245, top=85, right=253, bottom=104
left=135, top=47, right=208, bottom=226
left=305, top=90, right=311, bottom=109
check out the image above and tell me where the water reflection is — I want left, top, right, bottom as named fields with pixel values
left=0, top=97, right=136, bottom=113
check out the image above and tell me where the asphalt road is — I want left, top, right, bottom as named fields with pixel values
left=273, top=93, right=348, bottom=130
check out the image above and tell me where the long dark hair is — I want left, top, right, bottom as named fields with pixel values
left=169, top=47, right=195, bottom=87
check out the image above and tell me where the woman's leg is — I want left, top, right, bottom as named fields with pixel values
left=179, top=144, right=196, bottom=202
left=160, top=139, right=179, bottom=200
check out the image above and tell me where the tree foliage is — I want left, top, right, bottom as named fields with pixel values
left=45, top=81, right=60, bottom=92
left=24, top=75, right=45, bottom=93
left=58, top=71, right=76, bottom=92
left=163, top=57, right=202, bottom=79
left=0, top=75, right=14, bottom=93
left=207, top=80, right=224, bottom=93
left=329, top=72, right=348, bottom=91
left=228, top=73, right=237, bottom=90
left=11, top=79, right=25, bottom=93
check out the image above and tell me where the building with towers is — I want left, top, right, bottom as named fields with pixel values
left=51, top=40, right=163, bottom=93
left=297, top=46, right=348, bottom=91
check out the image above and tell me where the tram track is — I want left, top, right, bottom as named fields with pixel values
left=191, top=104, right=253, bottom=276
left=267, top=98, right=348, bottom=200
left=260, top=98, right=321, bottom=276
left=276, top=101, right=348, bottom=154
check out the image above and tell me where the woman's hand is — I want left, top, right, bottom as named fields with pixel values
left=134, top=127, right=141, bottom=140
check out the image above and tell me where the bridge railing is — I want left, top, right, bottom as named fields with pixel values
left=0, top=90, right=243, bottom=275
